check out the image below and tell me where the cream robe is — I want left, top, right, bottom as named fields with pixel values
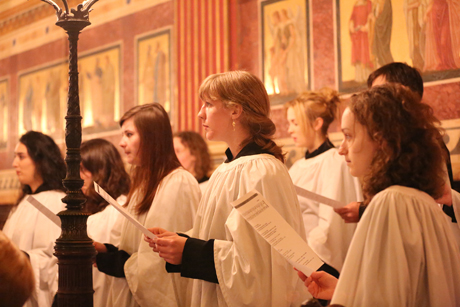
left=189, top=154, right=309, bottom=307
left=331, top=186, right=460, bottom=307
left=106, top=168, right=200, bottom=307
left=87, top=195, right=125, bottom=307
left=289, top=148, right=362, bottom=272
left=3, top=190, right=66, bottom=307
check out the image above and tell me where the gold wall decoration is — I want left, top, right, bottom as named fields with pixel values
left=137, top=29, right=172, bottom=117
left=261, top=0, right=310, bottom=106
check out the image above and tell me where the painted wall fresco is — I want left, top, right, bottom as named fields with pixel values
left=137, top=29, right=172, bottom=116
left=261, top=0, right=310, bottom=105
left=337, top=0, right=460, bottom=93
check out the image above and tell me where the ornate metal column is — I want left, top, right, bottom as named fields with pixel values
left=41, top=1, right=99, bottom=306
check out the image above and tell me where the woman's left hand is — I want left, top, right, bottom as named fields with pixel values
left=297, top=270, right=337, bottom=300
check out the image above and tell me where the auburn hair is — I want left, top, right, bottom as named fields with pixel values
left=349, top=84, right=445, bottom=205
left=199, top=70, right=285, bottom=162
left=120, top=103, right=181, bottom=215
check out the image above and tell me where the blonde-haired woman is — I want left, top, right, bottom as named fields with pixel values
left=285, top=88, right=362, bottom=277
left=147, top=71, right=308, bottom=306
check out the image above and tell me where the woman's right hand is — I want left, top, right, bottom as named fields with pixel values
left=298, top=271, right=337, bottom=300
left=145, top=227, right=187, bottom=265
left=334, top=201, right=360, bottom=223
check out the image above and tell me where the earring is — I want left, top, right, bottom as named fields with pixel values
left=232, top=121, right=236, bottom=131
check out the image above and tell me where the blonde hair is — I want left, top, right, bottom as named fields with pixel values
left=199, top=71, right=285, bottom=162
left=0, top=231, right=34, bottom=307
left=285, top=87, right=340, bottom=137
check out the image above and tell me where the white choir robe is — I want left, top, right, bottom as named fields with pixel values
left=289, top=148, right=362, bottom=272
left=87, top=195, right=126, bottom=307
left=3, top=190, right=66, bottom=307
left=331, top=185, right=460, bottom=307
left=106, top=168, right=200, bottom=307
left=189, top=154, right=310, bottom=307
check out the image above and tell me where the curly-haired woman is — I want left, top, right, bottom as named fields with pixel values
left=299, top=84, right=460, bottom=306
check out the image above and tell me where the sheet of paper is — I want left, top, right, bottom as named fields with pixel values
left=231, top=190, right=323, bottom=276
left=94, top=182, right=157, bottom=240
left=295, top=185, right=346, bottom=209
left=26, top=195, right=61, bottom=227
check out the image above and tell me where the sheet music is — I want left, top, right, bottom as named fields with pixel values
left=231, top=190, right=324, bottom=276
left=94, top=182, right=157, bottom=240
left=295, top=185, right=346, bottom=209
left=26, top=195, right=61, bottom=227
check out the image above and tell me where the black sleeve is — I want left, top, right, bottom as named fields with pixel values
left=96, top=243, right=130, bottom=278
left=165, top=234, right=218, bottom=284
left=443, top=204, right=457, bottom=223
left=358, top=202, right=366, bottom=220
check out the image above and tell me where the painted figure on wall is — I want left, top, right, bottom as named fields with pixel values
left=142, top=43, right=167, bottom=108
left=45, top=70, right=62, bottom=135
left=403, top=0, right=428, bottom=70
left=23, top=77, right=43, bottom=132
left=424, top=0, right=458, bottom=71
left=280, top=8, right=306, bottom=94
left=86, top=57, right=104, bottom=127
left=371, top=0, right=394, bottom=67
left=268, top=8, right=306, bottom=95
left=101, top=55, right=115, bottom=127
left=0, top=89, right=7, bottom=148
left=268, top=10, right=287, bottom=94
left=349, top=0, right=374, bottom=82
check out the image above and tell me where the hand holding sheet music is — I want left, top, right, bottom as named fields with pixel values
left=93, top=182, right=157, bottom=240
left=231, top=190, right=323, bottom=276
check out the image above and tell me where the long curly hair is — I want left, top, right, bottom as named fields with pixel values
left=16, top=131, right=66, bottom=204
left=120, top=103, right=181, bottom=215
left=80, top=139, right=131, bottom=214
left=199, top=71, right=284, bottom=162
left=349, top=84, right=445, bottom=205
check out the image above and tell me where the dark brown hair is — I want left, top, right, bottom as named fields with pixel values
left=120, top=103, right=181, bottom=215
left=17, top=131, right=66, bottom=204
left=199, top=71, right=285, bottom=162
left=174, top=131, right=212, bottom=180
left=367, top=62, right=424, bottom=97
left=349, top=84, right=445, bottom=205
left=80, top=139, right=131, bottom=214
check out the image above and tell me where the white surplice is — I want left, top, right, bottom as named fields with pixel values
left=3, top=190, right=66, bottom=307
left=87, top=195, right=126, bottom=307
left=106, top=168, right=200, bottom=307
left=331, top=185, right=460, bottom=307
left=189, top=154, right=309, bottom=307
left=289, top=148, right=362, bottom=271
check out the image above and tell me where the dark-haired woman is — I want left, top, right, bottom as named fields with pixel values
left=299, top=84, right=460, bottom=306
left=95, top=103, right=200, bottom=307
left=80, top=138, right=130, bottom=307
left=147, top=71, right=308, bottom=306
left=173, top=131, right=213, bottom=192
left=3, top=131, right=66, bottom=307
